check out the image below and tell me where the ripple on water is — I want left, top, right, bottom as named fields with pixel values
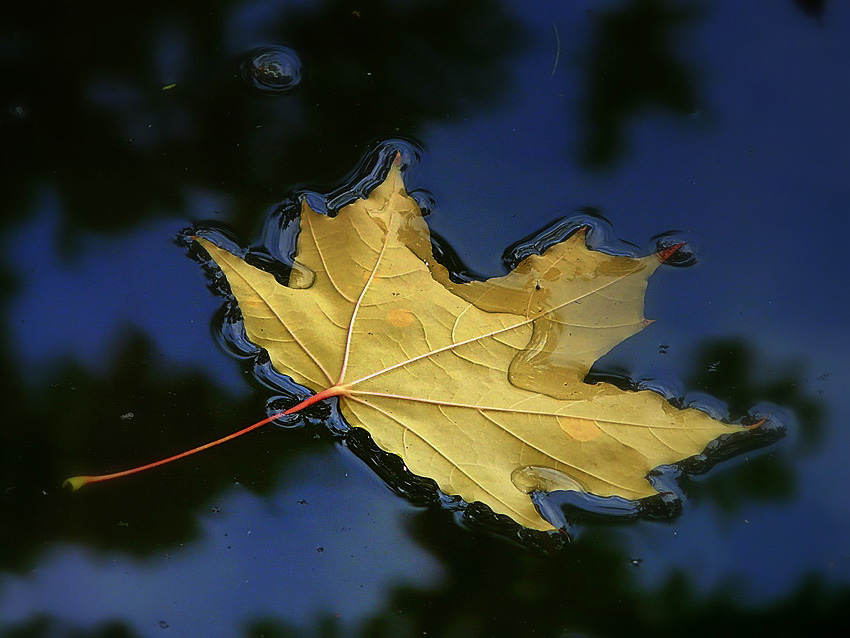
left=239, top=45, right=303, bottom=94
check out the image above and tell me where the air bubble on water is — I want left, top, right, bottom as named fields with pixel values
left=239, top=46, right=302, bottom=94
left=8, top=103, right=29, bottom=119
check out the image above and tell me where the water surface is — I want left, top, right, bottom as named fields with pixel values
left=2, top=0, right=849, bottom=635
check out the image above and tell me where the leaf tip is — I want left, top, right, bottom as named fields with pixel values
left=744, top=416, right=769, bottom=430
left=656, top=242, right=686, bottom=263
left=63, top=476, right=91, bottom=492
left=380, top=153, right=407, bottom=195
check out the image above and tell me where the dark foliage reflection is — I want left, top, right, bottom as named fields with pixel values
left=0, top=615, right=138, bottom=638
left=1, top=0, right=525, bottom=237
left=680, top=340, right=823, bottom=513
left=794, top=0, right=828, bottom=21
left=0, top=334, right=326, bottom=574
left=577, top=0, right=701, bottom=169
left=0, top=0, right=843, bottom=635
left=350, top=511, right=850, bottom=636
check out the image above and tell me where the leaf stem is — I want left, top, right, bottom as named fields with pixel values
left=63, top=385, right=350, bottom=490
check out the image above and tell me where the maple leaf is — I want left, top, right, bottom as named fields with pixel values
left=184, top=163, right=741, bottom=531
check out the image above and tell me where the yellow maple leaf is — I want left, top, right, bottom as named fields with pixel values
left=181, top=163, right=739, bottom=531
left=64, top=160, right=751, bottom=531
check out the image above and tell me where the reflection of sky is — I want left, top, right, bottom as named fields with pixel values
left=4, top=0, right=850, bottom=633
left=3, top=189, right=246, bottom=392
left=0, top=451, right=442, bottom=636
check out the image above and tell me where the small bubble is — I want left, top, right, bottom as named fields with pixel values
left=159, top=620, right=169, bottom=629
left=317, top=546, right=324, bottom=553
left=240, top=46, right=302, bottom=94
left=8, top=104, right=28, bottom=119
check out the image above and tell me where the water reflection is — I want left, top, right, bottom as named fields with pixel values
left=0, top=334, right=324, bottom=574
left=794, top=0, right=828, bottom=21
left=680, top=339, right=823, bottom=513
left=1, top=160, right=824, bottom=635
left=0, top=450, right=442, bottom=637
left=348, top=509, right=850, bottom=636
left=2, top=0, right=847, bottom=634
left=1, top=0, right=528, bottom=600
left=1, top=0, right=525, bottom=236
left=536, top=334, right=810, bottom=531
left=4, top=566, right=848, bottom=636
left=0, top=616, right=139, bottom=638
left=577, top=0, right=700, bottom=169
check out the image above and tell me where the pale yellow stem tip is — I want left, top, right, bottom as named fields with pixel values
left=63, top=476, right=91, bottom=491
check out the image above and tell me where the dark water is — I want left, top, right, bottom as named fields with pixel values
left=2, top=0, right=849, bottom=635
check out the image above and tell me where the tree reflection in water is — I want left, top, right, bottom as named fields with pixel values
left=0, top=0, right=844, bottom=635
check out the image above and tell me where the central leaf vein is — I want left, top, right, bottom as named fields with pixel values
left=336, top=214, right=394, bottom=384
